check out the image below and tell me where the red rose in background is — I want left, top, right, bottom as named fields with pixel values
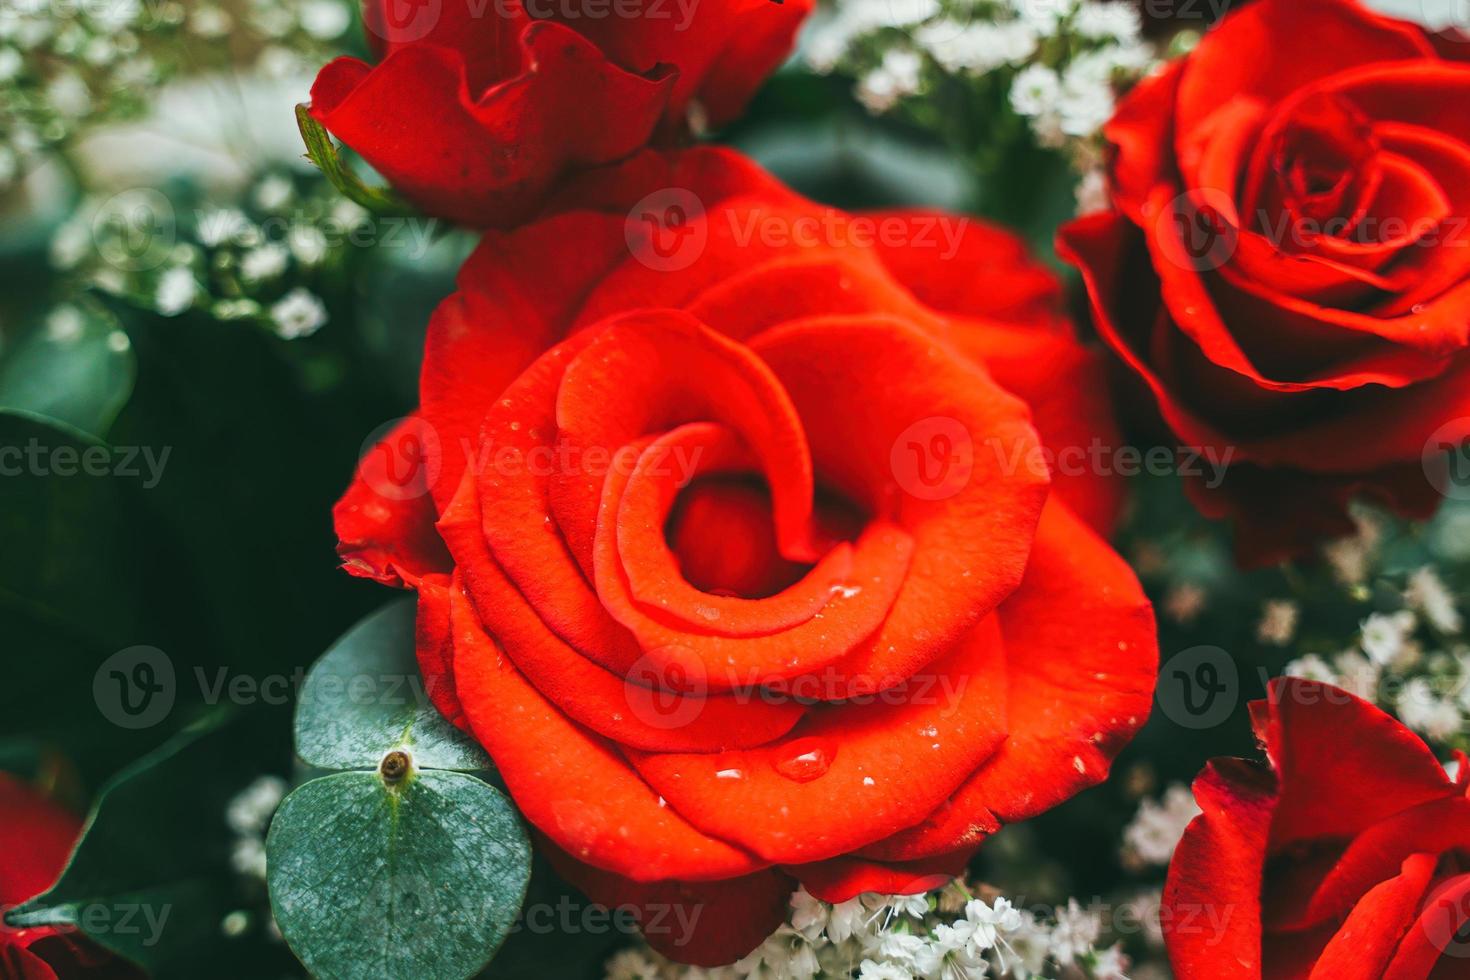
left=1, top=773, right=140, bottom=979
left=1059, top=0, right=1470, bottom=564
left=333, top=147, right=1157, bottom=964
left=1164, top=677, right=1470, bottom=979
left=308, top=0, right=812, bottom=227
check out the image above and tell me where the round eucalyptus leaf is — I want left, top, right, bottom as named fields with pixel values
left=267, top=769, right=531, bottom=980
left=295, top=599, right=489, bottom=771
left=0, top=306, right=135, bottom=438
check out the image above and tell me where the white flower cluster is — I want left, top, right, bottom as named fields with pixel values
left=1285, top=519, right=1469, bottom=749
left=0, top=0, right=348, bottom=189
left=226, top=773, right=288, bottom=881
left=50, top=170, right=356, bottom=339
left=804, top=0, right=1159, bottom=206
left=1122, top=783, right=1200, bottom=869
left=605, top=883, right=1128, bottom=980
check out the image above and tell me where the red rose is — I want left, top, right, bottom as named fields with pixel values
left=308, top=0, right=811, bottom=227
left=1059, top=0, right=1470, bottom=564
left=0, top=773, right=140, bottom=979
left=335, top=147, right=1157, bottom=965
left=1163, top=677, right=1470, bottom=979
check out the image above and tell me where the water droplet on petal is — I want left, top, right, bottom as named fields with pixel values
left=773, top=737, right=836, bottom=783
left=715, top=768, right=744, bottom=781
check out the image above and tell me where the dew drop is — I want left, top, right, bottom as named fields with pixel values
left=715, top=768, right=744, bottom=781
left=773, top=737, right=836, bottom=783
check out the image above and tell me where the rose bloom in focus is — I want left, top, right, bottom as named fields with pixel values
left=310, top=0, right=813, bottom=227
left=1061, top=0, right=1470, bottom=564
left=1, top=773, right=140, bottom=979
left=1164, top=677, right=1470, bottom=979
left=334, top=147, right=1158, bottom=965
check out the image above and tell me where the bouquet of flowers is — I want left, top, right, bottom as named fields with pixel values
left=3, top=0, right=1470, bottom=977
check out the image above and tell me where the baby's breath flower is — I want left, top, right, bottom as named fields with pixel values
left=269, top=287, right=327, bottom=339
left=1407, top=566, right=1462, bottom=634
left=1123, top=784, right=1201, bottom=867
left=1257, top=599, right=1300, bottom=647
left=155, top=265, right=198, bottom=316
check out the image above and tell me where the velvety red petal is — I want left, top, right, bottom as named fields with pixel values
left=551, top=310, right=821, bottom=576
left=1304, top=852, right=1437, bottom=980
left=1253, top=678, right=1454, bottom=850
left=860, top=210, right=1066, bottom=328
left=1173, top=0, right=1432, bottom=137
left=415, top=573, right=467, bottom=731
left=0, top=774, right=80, bottom=905
left=1280, top=797, right=1470, bottom=932
left=593, top=426, right=914, bottom=690
left=310, top=23, right=674, bottom=227
left=561, top=0, right=813, bottom=127
left=859, top=499, right=1155, bottom=861
left=943, top=320, right=1127, bottom=535
left=546, top=846, right=794, bottom=967
left=446, top=583, right=765, bottom=881
left=628, top=615, right=1008, bottom=865
left=441, top=470, right=807, bottom=752
left=752, top=316, right=1049, bottom=694
left=1107, top=59, right=1185, bottom=222
left=1162, top=758, right=1278, bottom=980
left=1383, top=872, right=1470, bottom=980
left=333, top=415, right=453, bottom=588
left=789, top=850, right=972, bottom=904
left=420, top=212, right=631, bottom=509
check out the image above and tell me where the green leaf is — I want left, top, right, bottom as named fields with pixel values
left=5, top=712, right=247, bottom=974
left=267, top=769, right=531, bottom=980
left=0, top=408, right=142, bottom=650
left=0, top=303, right=136, bottom=438
left=295, top=104, right=410, bottom=215
left=295, top=598, right=491, bottom=772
